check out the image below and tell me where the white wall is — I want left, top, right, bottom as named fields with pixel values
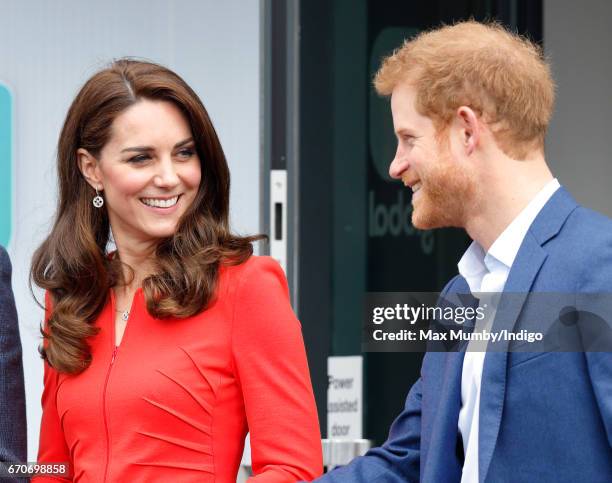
left=0, top=0, right=260, bottom=466
left=544, top=0, right=612, bottom=217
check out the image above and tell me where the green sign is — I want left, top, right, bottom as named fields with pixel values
left=369, top=27, right=419, bottom=183
left=0, top=83, right=12, bottom=247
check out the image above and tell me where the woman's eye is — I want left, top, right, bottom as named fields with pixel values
left=128, top=154, right=150, bottom=163
left=177, top=148, right=195, bottom=159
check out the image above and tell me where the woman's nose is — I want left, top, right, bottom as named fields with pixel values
left=154, top=158, right=180, bottom=188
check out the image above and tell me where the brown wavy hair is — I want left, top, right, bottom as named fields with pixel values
left=31, top=58, right=264, bottom=374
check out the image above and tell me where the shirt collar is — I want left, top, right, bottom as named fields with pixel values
left=457, top=241, right=487, bottom=293
left=458, top=178, right=560, bottom=287
left=487, top=178, right=560, bottom=268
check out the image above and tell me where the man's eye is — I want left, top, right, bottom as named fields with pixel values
left=402, top=136, right=415, bottom=146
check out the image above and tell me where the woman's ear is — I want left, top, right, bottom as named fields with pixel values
left=77, top=148, right=103, bottom=190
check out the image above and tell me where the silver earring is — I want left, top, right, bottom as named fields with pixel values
left=93, top=188, right=104, bottom=208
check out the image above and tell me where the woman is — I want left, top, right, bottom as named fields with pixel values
left=31, top=59, right=322, bottom=482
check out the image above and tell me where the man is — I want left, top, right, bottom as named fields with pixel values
left=0, top=245, right=27, bottom=472
left=316, top=21, right=612, bottom=482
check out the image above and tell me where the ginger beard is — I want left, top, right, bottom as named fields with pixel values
left=409, top=140, right=478, bottom=230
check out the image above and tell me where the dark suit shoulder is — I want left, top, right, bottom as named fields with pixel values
left=0, top=244, right=9, bottom=267
left=0, top=246, right=11, bottom=283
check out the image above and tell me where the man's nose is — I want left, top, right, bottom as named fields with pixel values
left=389, top=152, right=409, bottom=179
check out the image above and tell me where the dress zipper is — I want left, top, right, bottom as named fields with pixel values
left=102, top=346, right=118, bottom=482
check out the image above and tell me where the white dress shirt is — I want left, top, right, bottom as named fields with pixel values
left=457, top=178, right=560, bottom=483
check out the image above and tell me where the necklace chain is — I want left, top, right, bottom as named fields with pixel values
left=115, top=286, right=136, bottom=322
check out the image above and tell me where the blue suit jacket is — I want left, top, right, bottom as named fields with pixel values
left=0, top=245, right=27, bottom=468
left=316, top=188, right=612, bottom=482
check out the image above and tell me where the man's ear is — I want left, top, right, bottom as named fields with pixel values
left=455, top=106, right=481, bottom=156
left=77, top=148, right=103, bottom=190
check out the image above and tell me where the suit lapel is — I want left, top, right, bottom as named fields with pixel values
left=478, top=234, right=547, bottom=483
left=477, top=187, right=578, bottom=483
left=423, top=280, right=478, bottom=482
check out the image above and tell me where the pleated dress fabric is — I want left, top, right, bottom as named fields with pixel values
left=33, top=256, right=323, bottom=482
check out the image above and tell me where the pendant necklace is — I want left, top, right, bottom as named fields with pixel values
left=115, top=286, right=133, bottom=322
left=116, top=308, right=130, bottom=321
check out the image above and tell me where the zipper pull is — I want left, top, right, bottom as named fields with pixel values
left=111, top=346, right=119, bottom=364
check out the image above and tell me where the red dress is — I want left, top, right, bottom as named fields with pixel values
left=33, top=256, right=323, bottom=482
